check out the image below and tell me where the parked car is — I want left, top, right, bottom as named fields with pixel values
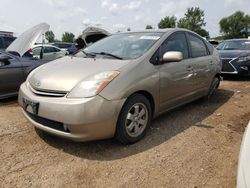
left=51, top=42, right=78, bottom=54
left=237, top=121, right=250, bottom=188
left=32, top=44, right=68, bottom=61
left=209, top=40, right=219, bottom=48
left=216, top=39, right=250, bottom=76
left=18, top=29, right=221, bottom=144
left=0, top=31, right=16, bottom=49
left=0, top=23, right=50, bottom=99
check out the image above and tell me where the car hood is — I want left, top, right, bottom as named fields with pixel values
left=219, top=50, right=250, bottom=59
left=82, top=26, right=110, bottom=37
left=28, top=56, right=131, bottom=92
left=6, top=23, right=49, bottom=57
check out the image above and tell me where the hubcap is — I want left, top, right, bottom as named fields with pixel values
left=125, top=103, right=148, bottom=138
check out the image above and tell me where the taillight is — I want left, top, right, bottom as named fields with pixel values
left=28, top=48, right=33, bottom=54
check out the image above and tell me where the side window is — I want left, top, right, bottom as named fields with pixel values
left=161, top=33, right=189, bottom=59
left=33, top=47, right=42, bottom=54
left=53, top=47, right=60, bottom=52
left=44, top=47, right=53, bottom=53
left=188, top=34, right=208, bottom=57
left=44, top=47, right=60, bottom=53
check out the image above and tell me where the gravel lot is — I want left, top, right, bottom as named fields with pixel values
left=0, top=78, right=250, bottom=188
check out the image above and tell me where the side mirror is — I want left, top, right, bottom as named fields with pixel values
left=0, top=55, right=11, bottom=66
left=162, top=51, right=183, bottom=63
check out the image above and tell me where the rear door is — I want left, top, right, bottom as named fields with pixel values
left=0, top=53, right=24, bottom=97
left=158, top=32, right=197, bottom=111
left=186, top=33, right=214, bottom=91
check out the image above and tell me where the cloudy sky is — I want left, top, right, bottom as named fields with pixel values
left=0, top=0, right=250, bottom=38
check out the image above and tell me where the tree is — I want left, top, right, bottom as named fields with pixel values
left=62, top=32, right=75, bottom=43
left=158, top=16, right=177, bottom=28
left=127, top=28, right=131, bottom=31
left=177, top=7, right=209, bottom=38
left=219, top=11, right=250, bottom=39
left=146, top=25, right=153, bottom=29
left=45, top=30, right=55, bottom=43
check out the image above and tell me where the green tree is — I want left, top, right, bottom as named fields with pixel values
left=219, top=11, right=250, bottom=39
left=146, top=25, right=153, bottom=29
left=62, top=32, right=75, bottom=43
left=158, top=16, right=177, bottom=28
left=45, top=30, right=55, bottom=43
left=177, top=7, right=209, bottom=38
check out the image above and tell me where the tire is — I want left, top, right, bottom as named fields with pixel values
left=115, top=94, right=152, bottom=144
left=207, top=77, right=220, bottom=99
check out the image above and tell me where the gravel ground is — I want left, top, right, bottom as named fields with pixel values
left=0, top=78, right=250, bottom=188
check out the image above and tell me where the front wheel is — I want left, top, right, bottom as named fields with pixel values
left=115, top=94, right=152, bottom=144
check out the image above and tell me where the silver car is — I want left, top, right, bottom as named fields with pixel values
left=18, top=29, right=221, bottom=144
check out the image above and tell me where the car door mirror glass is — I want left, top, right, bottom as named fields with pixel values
left=162, top=51, right=183, bottom=63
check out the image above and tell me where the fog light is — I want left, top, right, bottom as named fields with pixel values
left=240, top=66, right=248, bottom=71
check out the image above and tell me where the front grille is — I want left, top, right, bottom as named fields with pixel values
left=29, top=85, right=67, bottom=97
left=221, top=59, right=236, bottom=73
left=26, top=111, right=69, bottom=133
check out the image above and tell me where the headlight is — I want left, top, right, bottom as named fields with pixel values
left=238, top=56, right=250, bottom=62
left=67, top=71, right=120, bottom=98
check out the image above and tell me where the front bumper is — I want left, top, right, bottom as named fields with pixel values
left=18, top=83, right=126, bottom=141
left=221, top=58, right=250, bottom=76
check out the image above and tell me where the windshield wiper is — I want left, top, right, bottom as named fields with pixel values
left=82, top=50, right=96, bottom=58
left=93, top=52, right=123, bottom=60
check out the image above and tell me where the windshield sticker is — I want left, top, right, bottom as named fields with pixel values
left=140, top=36, right=160, bottom=40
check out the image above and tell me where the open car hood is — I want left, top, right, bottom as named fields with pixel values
left=6, top=23, right=49, bottom=57
left=82, top=26, right=110, bottom=36
left=76, top=26, right=110, bottom=47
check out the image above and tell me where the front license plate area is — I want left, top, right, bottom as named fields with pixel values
left=22, top=98, right=40, bottom=115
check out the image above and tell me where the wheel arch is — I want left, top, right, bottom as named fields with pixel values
left=128, top=90, right=156, bottom=117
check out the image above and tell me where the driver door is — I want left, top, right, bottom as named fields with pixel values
left=158, top=32, right=197, bottom=111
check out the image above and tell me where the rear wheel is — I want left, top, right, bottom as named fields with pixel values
left=115, top=94, right=152, bottom=144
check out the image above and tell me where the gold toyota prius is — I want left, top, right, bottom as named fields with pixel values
left=19, top=29, right=221, bottom=144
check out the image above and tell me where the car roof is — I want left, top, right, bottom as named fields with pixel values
left=117, top=28, right=191, bottom=34
left=33, top=44, right=59, bottom=48
left=51, top=42, right=73, bottom=44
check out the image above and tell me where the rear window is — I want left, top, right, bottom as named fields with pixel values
left=204, top=40, right=214, bottom=54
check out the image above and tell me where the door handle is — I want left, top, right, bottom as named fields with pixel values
left=186, top=66, right=193, bottom=71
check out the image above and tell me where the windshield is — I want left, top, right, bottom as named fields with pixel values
left=216, top=40, right=250, bottom=50
left=75, top=32, right=163, bottom=60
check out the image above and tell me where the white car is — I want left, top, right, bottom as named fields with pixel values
left=32, top=44, right=68, bottom=61
left=237, top=121, right=250, bottom=188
